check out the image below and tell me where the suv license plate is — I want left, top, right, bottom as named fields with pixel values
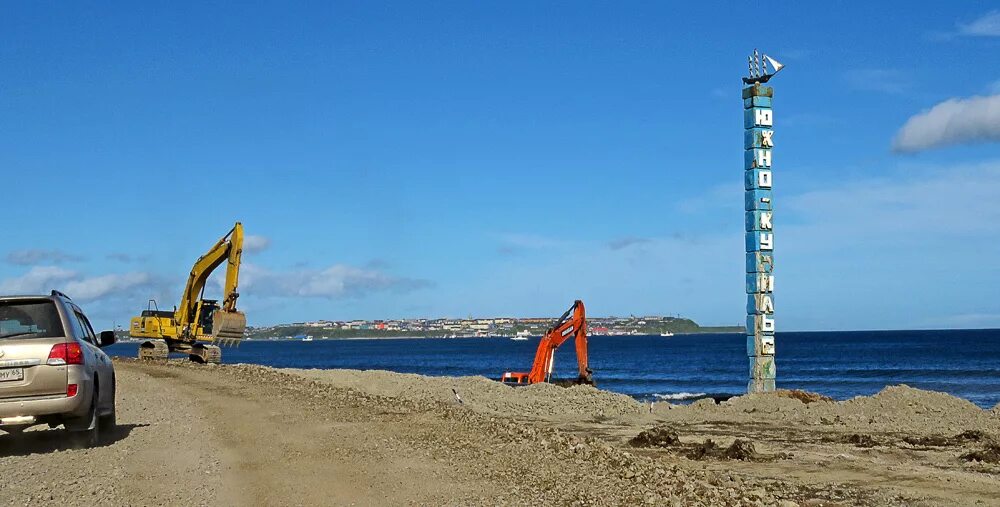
left=0, top=368, right=24, bottom=382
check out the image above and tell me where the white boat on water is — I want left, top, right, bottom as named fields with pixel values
left=511, top=330, right=532, bottom=341
left=660, top=332, right=674, bottom=337
left=302, top=335, right=314, bottom=342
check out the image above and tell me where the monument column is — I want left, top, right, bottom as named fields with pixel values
left=743, top=50, right=783, bottom=393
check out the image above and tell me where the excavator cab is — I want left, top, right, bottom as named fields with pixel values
left=196, top=299, right=220, bottom=335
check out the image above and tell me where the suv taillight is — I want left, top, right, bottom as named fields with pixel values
left=47, top=343, right=84, bottom=365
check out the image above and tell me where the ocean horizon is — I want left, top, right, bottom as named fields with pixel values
left=107, top=328, right=1000, bottom=409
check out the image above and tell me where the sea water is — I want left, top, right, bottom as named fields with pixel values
left=106, top=329, right=1000, bottom=408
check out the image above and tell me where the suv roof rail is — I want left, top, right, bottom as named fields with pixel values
left=51, top=290, right=72, bottom=300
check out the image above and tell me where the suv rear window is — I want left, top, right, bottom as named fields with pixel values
left=0, top=300, right=65, bottom=339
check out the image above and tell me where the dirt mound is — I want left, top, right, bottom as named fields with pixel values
left=684, top=438, right=762, bottom=461
left=904, top=430, right=992, bottom=447
left=903, top=435, right=950, bottom=447
left=849, top=384, right=979, bottom=410
left=962, top=445, right=1000, bottom=463
left=282, top=367, right=645, bottom=421
left=956, top=430, right=989, bottom=441
left=656, top=384, right=1000, bottom=437
left=845, top=434, right=878, bottom=448
left=724, top=439, right=758, bottom=460
left=775, top=389, right=834, bottom=404
left=718, top=391, right=823, bottom=414
left=687, top=439, right=719, bottom=460
left=689, top=398, right=718, bottom=409
left=629, top=425, right=679, bottom=447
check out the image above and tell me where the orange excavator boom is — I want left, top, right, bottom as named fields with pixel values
left=501, top=300, right=594, bottom=386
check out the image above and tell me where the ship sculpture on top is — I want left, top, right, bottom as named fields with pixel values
left=742, top=49, right=785, bottom=85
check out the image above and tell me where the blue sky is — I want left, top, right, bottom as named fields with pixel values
left=1, top=2, right=998, bottom=331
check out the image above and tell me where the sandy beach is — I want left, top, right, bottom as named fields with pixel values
left=1, top=359, right=998, bottom=506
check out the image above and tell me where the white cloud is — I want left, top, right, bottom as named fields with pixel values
left=785, top=161, right=1000, bottom=242
left=893, top=94, right=1000, bottom=152
left=64, top=272, right=154, bottom=302
left=6, top=249, right=83, bottom=265
left=243, top=235, right=271, bottom=254
left=0, top=266, right=77, bottom=294
left=240, top=263, right=431, bottom=299
left=959, top=10, right=1000, bottom=37
left=0, top=266, right=156, bottom=303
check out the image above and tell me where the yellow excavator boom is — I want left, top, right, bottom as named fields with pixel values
left=176, top=222, right=246, bottom=343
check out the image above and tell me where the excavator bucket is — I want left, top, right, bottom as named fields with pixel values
left=211, top=310, right=247, bottom=345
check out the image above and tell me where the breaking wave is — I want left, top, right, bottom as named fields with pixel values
left=653, top=392, right=707, bottom=401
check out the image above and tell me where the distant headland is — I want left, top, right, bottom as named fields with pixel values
left=245, top=315, right=744, bottom=340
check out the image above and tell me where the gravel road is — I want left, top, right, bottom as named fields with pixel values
left=2, top=360, right=495, bottom=506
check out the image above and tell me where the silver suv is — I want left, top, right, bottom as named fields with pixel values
left=0, top=291, right=117, bottom=447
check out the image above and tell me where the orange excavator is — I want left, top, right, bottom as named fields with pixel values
left=500, top=300, right=594, bottom=386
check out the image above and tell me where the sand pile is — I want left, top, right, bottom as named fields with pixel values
left=203, top=363, right=923, bottom=505
left=283, top=368, right=645, bottom=420
left=774, top=389, right=833, bottom=403
left=283, top=368, right=1000, bottom=437
left=657, top=384, right=1000, bottom=436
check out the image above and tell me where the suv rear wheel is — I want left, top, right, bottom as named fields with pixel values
left=66, top=392, right=99, bottom=448
left=98, top=383, right=116, bottom=442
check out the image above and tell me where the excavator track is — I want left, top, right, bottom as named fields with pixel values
left=138, top=340, right=169, bottom=361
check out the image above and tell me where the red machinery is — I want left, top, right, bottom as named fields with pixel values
left=500, top=300, right=593, bottom=386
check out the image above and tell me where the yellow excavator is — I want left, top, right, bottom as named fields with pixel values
left=129, top=222, right=247, bottom=363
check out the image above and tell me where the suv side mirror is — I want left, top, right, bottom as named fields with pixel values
left=98, top=330, right=117, bottom=347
